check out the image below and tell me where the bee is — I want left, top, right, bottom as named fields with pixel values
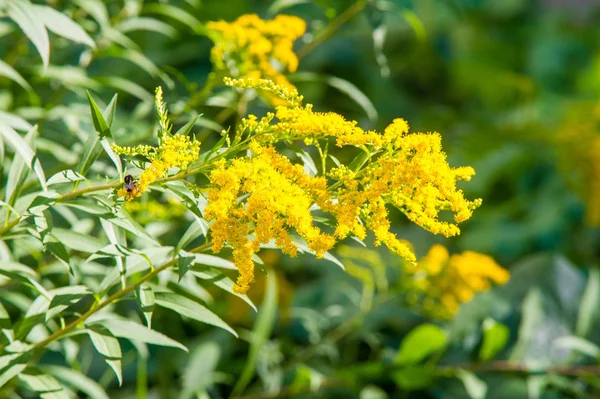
left=123, top=175, right=138, bottom=193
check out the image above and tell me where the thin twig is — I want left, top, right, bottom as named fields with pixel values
left=297, top=1, right=367, bottom=59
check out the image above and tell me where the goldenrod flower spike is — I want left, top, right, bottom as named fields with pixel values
left=207, top=14, right=305, bottom=104
left=404, top=244, right=510, bottom=319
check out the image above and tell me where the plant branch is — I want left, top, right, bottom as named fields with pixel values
left=31, top=241, right=212, bottom=352
left=297, top=1, right=367, bottom=59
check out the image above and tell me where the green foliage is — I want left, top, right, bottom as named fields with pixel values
left=1, top=0, right=600, bottom=398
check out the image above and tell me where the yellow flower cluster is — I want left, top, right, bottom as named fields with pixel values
left=205, top=142, right=334, bottom=294
left=405, top=244, right=510, bottom=319
left=206, top=78, right=481, bottom=293
left=115, top=134, right=201, bottom=200
left=207, top=15, right=305, bottom=95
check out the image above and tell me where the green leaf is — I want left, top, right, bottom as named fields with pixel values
left=175, top=222, right=205, bottom=253
left=103, top=94, right=118, bottom=128
left=154, top=292, right=237, bottom=337
left=392, top=365, right=436, bottom=390
left=42, top=365, right=109, bottom=399
left=116, top=17, right=179, bottom=39
left=395, top=324, right=447, bottom=365
left=175, top=115, right=199, bottom=137
left=577, top=268, right=600, bottom=337
left=0, top=302, right=11, bottom=329
left=135, top=285, right=155, bottom=328
left=76, top=134, right=102, bottom=175
left=0, top=59, right=32, bottom=92
left=93, top=76, right=153, bottom=102
left=46, top=286, right=91, bottom=322
left=181, top=342, right=221, bottom=399
left=142, top=3, right=203, bottom=32
left=34, top=5, right=95, bottom=48
left=87, top=326, right=122, bottom=386
left=456, top=369, right=487, bottom=399
left=46, top=170, right=86, bottom=186
left=45, top=237, right=72, bottom=275
left=53, top=228, right=108, bottom=253
left=0, top=110, right=33, bottom=131
left=192, top=269, right=256, bottom=311
left=0, top=123, right=46, bottom=191
left=8, top=0, right=50, bottom=68
left=178, top=255, right=195, bottom=281
left=72, top=0, right=109, bottom=26
left=232, top=271, right=278, bottom=395
left=96, top=319, right=188, bottom=352
left=100, top=137, right=122, bottom=179
left=291, top=72, right=377, bottom=122
left=86, top=91, right=111, bottom=138
left=554, top=335, right=600, bottom=359
left=191, top=253, right=237, bottom=270
left=18, top=368, right=69, bottom=399
left=479, top=318, right=510, bottom=361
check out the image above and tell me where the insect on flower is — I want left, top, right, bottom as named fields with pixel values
left=123, top=175, right=138, bottom=193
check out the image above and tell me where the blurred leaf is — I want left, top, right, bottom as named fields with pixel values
left=34, top=5, right=95, bottom=48
left=576, top=268, right=600, bottom=338
left=73, top=0, right=109, bottom=26
left=175, top=115, right=199, bottom=137
left=17, top=368, right=68, bottom=399
left=116, top=17, right=178, bottom=39
left=392, top=365, right=435, bottom=390
left=180, top=341, right=221, bottom=399
left=0, top=110, right=33, bottom=131
left=155, top=292, right=237, bottom=337
left=8, top=0, right=50, bottom=68
left=192, top=269, right=256, bottom=311
left=0, top=59, right=32, bottom=92
left=96, top=318, right=188, bottom=352
left=479, top=318, right=510, bottom=361
left=45, top=237, right=72, bottom=276
left=554, top=335, right=600, bottom=359
left=456, top=369, right=487, bottom=399
left=135, top=285, right=155, bottom=328
left=267, top=0, right=312, bottom=15
left=291, top=72, right=377, bottom=123
left=0, top=302, right=10, bottom=329
left=142, top=4, right=203, bottom=32
left=46, top=170, right=86, bottom=186
left=94, top=77, right=153, bottom=102
left=42, top=365, right=109, bottom=399
left=395, top=323, right=447, bottom=365
left=87, top=326, right=123, bottom=386
left=232, top=271, right=278, bottom=396
left=0, top=123, right=46, bottom=191
left=401, top=9, right=427, bottom=42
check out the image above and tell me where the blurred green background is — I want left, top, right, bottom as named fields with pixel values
left=3, top=0, right=600, bottom=398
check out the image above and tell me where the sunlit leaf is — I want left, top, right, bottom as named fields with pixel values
left=17, top=368, right=69, bottom=399
left=154, top=292, right=237, bottom=337
left=96, top=319, right=188, bottom=352
left=8, top=0, right=50, bottom=68
left=42, top=365, right=109, bottom=399
left=34, top=5, right=95, bottom=48
left=87, top=326, right=123, bottom=386
left=395, top=324, right=447, bottom=365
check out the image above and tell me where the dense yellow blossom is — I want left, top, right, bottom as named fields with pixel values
left=207, top=14, right=305, bottom=100
left=203, top=78, right=481, bottom=292
left=205, top=143, right=334, bottom=294
left=405, top=244, right=510, bottom=319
